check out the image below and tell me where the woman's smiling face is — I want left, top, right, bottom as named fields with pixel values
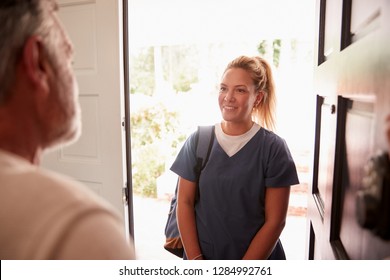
left=218, top=67, right=261, bottom=127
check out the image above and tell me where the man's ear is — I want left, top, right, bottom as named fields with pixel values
left=22, top=36, right=51, bottom=93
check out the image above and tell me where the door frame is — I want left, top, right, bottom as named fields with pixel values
left=122, top=0, right=135, bottom=241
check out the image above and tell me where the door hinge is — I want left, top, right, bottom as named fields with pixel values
left=121, top=117, right=125, bottom=131
left=122, top=184, right=129, bottom=205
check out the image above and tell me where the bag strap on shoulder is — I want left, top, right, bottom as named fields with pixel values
left=194, top=125, right=215, bottom=177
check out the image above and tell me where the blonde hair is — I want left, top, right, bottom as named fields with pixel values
left=224, top=56, right=276, bottom=131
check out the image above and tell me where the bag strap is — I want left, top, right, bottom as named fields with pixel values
left=194, top=125, right=215, bottom=178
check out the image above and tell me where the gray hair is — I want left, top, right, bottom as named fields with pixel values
left=0, top=0, right=55, bottom=104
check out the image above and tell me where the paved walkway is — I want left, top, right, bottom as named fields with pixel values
left=133, top=195, right=307, bottom=260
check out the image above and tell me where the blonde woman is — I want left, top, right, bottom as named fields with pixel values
left=172, top=55, right=299, bottom=260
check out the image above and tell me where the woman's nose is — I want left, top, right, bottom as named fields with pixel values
left=224, top=90, right=234, bottom=102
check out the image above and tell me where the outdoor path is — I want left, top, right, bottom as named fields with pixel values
left=133, top=194, right=307, bottom=260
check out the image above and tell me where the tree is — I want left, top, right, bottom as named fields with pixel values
left=257, top=39, right=282, bottom=68
left=162, top=45, right=199, bottom=93
left=130, top=47, right=155, bottom=96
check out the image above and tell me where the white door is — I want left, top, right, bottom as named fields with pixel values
left=42, top=0, right=128, bottom=235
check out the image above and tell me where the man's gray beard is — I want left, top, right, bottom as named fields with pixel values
left=44, top=104, right=82, bottom=154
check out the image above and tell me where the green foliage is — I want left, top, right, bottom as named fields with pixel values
left=131, top=144, right=164, bottom=197
left=257, top=40, right=268, bottom=56
left=257, top=39, right=282, bottom=68
left=130, top=102, right=185, bottom=197
left=130, top=45, right=199, bottom=96
left=129, top=47, right=155, bottom=96
left=174, top=72, right=198, bottom=92
left=161, top=45, right=199, bottom=93
left=272, top=39, right=281, bottom=67
left=129, top=45, right=198, bottom=197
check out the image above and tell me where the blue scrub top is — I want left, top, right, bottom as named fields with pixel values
left=171, top=126, right=299, bottom=260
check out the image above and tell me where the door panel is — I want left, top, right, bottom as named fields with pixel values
left=308, top=0, right=390, bottom=259
left=42, top=0, right=128, bottom=230
left=350, top=0, right=381, bottom=42
left=338, top=99, right=374, bottom=259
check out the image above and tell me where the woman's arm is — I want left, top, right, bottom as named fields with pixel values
left=176, top=176, right=204, bottom=260
left=242, top=186, right=291, bottom=260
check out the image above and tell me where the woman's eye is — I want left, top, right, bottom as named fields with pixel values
left=219, top=87, right=227, bottom=93
left=236, top=88, right=246, bottom=93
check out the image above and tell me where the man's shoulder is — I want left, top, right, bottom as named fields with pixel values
left=32, top=167, right=117, bottom=215
left=0, top=152, right=119, bottom=220
left=0, top=157, right=127, bottom=259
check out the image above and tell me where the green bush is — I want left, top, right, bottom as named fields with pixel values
left=131, top=143, right=165, bottom=197
left=130, top=101, right=185, bottom=197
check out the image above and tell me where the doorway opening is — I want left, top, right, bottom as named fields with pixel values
left=128, top=0, right=316, bottom=259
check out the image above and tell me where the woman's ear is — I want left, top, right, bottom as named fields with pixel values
left=254, top=91, right=264, bottom=107
left=22, top=36, right=51, bottom=94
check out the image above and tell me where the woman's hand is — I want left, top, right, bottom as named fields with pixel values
left=242, top=186, right=291, bottom=260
